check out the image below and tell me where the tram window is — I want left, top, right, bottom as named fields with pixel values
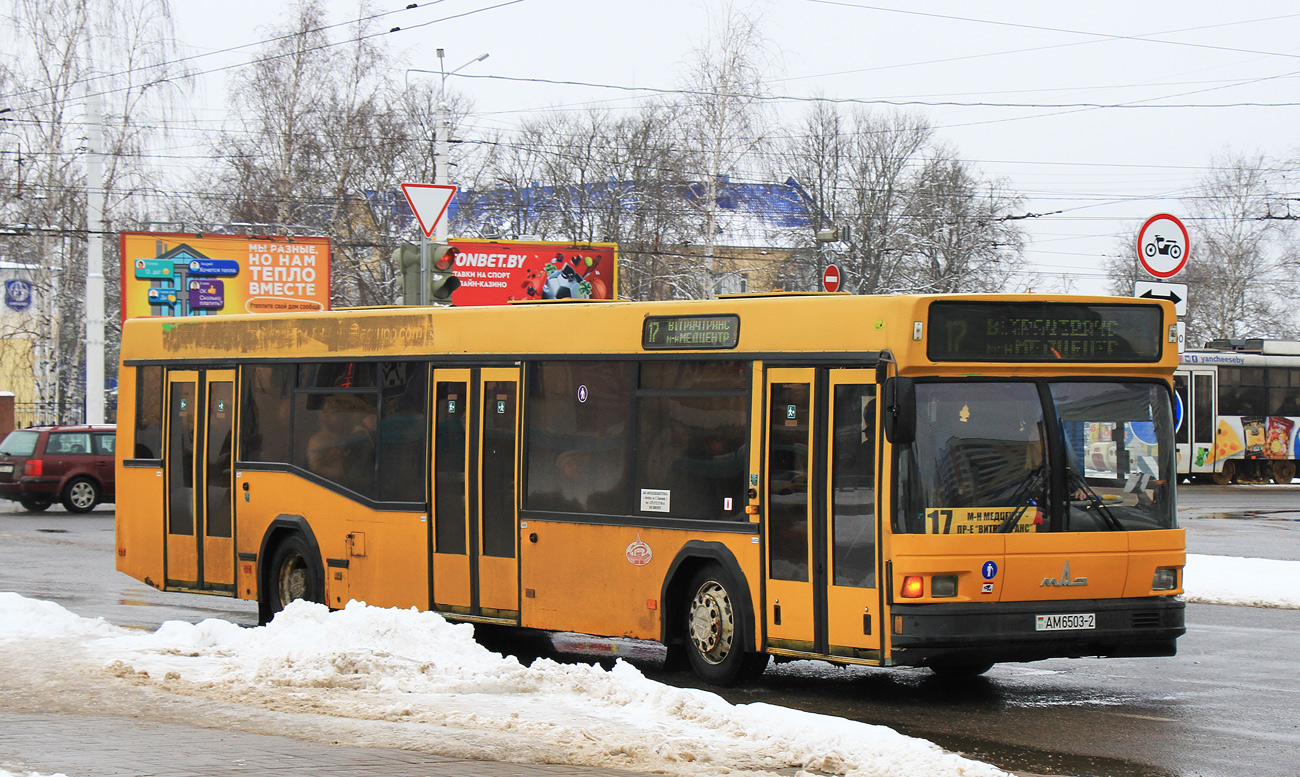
left=525, top=361, right=634, bottom=515
left=377, top=363, right=428, bottom=503
left=134, top=366, right=163, bottom=458
left=1267, top=368, right=1300, bottom=416
left=1194, top=374, right=1214, bottom=445
left=241, top=365, right=292, bottom=463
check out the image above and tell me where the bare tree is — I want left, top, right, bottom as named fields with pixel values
left=0, top=0, right=186, bottom=423
left=1107, top=152, right=1298, bottom=345
left=676, top=1, right=778, bottom=296
left=900, top=149, right=1023, bottom=293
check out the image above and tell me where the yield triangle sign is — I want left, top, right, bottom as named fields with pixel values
left=401, top=183, right=458, bottom=237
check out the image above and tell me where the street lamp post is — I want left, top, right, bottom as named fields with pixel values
left=404, top=51, right=487, bottom=304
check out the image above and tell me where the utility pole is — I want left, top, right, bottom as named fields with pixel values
left=405, top=51, right=487, bottom=305
left=85, top=91, right=105, bottom=424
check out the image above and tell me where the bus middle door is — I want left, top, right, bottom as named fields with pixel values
left=430, top=367, right=521, bottom=623
left=763, top=367, right=882, bottom=662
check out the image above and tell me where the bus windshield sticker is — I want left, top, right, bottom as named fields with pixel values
left=640, top=488, right=671, bottom=513
left=642, top=314, right=740, bottom=350
left=928, top=301, right=1163, bottom=362
left=924, top=507, right=1040, bottom=534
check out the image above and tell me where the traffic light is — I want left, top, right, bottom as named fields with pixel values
left=395, top=242, right=461, bottom=305
left=429, top=243, right=461, bottom=301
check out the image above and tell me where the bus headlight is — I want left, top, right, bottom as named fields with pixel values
left=1152, top=567, right=1179, bottom=591
left=931, top=575, right=958, bottom=598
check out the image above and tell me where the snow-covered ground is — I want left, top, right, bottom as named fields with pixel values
left=0, top=553, right=1292, bottom=777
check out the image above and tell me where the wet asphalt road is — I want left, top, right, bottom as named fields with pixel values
left=1, top=484, right=1298, bottom=777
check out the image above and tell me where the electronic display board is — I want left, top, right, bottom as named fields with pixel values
left=928, top=302, right=1164, bottom=362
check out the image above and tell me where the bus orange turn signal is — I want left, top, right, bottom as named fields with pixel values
left=902, top=576, right=924, bottom=598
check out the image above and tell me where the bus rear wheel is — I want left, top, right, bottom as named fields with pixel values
left=683, top=564, right=765, bottom=686
left=1271, top=461, right=1296, bottom=484
left=261, top=534, right=323, bottom=624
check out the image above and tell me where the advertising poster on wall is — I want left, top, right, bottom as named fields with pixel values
left=447, top=240, right=618, bottom=306
left=120, top=233, right=332, bottom=321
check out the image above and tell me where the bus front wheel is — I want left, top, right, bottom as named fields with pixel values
left=683, top=564, right=765, bottom=686
left=1272, top=461, right=1296, bottom=484
left=261, top=534, right=323, bottom=624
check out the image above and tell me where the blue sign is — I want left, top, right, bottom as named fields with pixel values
left=981, top=561, right=998, bottom=580
left=4, top=279, right=32, bottom=312
left=147, top=287, right=180, bottom=306
left=1174, top=391, right=1185, bottom=434
left=187, top=259, right=240, bottom=277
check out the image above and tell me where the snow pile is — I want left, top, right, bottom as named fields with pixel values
left=0, top=596, right=1006, bottom=777
left=0, top=592, right=124, bottom=642
left=1184, top=554, right=1300, bottom=609
left=0, top=771, right=67, bottom=777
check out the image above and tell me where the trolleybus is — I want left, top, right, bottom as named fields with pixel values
left=116, top=293, right=1185, bottom=684
left=1176, top=339, right=1300, bottom=485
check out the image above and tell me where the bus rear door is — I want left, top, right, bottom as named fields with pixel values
left=763, top=367, right=882, bottom=662
left=163, top=368, right=236, bottom=592
left=431, top=367, right=521, bottom=622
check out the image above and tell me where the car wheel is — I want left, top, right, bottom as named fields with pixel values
left=260, top=534, right=324, bottom=624
left=19, top=496, right=53, bottom=512
left=683, top=564, right=766, bottom=686
left=61, top=477, right=101, bottom=513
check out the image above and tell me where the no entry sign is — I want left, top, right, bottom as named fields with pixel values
left=823, top=263, right=841, bottom=293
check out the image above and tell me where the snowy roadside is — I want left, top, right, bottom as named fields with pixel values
left=0, top=592, right=1008, bottom=777
left=0, top=553, right=1294, bottom=777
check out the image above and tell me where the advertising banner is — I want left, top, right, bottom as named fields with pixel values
left=120, top=233, right=331, bottom=321
left=448, top=240, right=617, bottom=306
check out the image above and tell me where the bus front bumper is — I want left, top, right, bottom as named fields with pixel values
left=888, top=596, right=1185, bottom=667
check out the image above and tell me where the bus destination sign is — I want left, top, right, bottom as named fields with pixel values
left=643, top=314, right=740, bottom=350
left=928, top=302, right=1163, bottom=362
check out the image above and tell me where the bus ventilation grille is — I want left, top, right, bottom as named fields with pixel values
left=1131, top=611, right=1163, bottom=629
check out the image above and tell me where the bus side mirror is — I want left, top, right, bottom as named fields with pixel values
left=883, top=377, right=915, bottom=444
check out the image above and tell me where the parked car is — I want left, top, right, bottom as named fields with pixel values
left=0, top=425, right=116, bottom=513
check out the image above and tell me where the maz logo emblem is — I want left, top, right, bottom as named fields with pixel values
left=1041, top=561, right=1088, bottom=587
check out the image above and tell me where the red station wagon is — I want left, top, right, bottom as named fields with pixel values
left=0, top=425, right=117, bottom=513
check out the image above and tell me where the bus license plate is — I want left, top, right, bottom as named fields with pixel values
left=1036, top=613, right=1095, bottom=631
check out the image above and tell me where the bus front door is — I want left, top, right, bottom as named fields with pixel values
left=430, top=368, right=521, bottom=623
left=764, top=368, right=882, bottom=662
left=163, top=368, right=236, bottom=592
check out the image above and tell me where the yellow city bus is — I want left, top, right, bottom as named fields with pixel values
left=115, top=293, right=1185, bottom=684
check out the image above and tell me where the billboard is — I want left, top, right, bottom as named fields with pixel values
left=120, top=232, right=332, bottom=321
left=447, top=240, right=617, bottom=306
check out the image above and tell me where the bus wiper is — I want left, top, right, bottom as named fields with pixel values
left=1068, top=468, right=1123, bottom=531
left=996, top=466, right=1046, bottom=533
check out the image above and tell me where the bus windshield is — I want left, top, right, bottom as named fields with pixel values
left=897, top=380, right=1175, bottom=534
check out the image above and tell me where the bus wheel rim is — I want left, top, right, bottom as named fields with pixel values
left=688, top=581, right=734, bottom=665
left=277, top=553, right=308, bottom=607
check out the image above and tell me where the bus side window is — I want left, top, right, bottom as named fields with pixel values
left=134, top=366, right=163, bottom=458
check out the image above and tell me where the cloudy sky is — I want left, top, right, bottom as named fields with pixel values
left=166, top=1, right=1300, bottom=293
